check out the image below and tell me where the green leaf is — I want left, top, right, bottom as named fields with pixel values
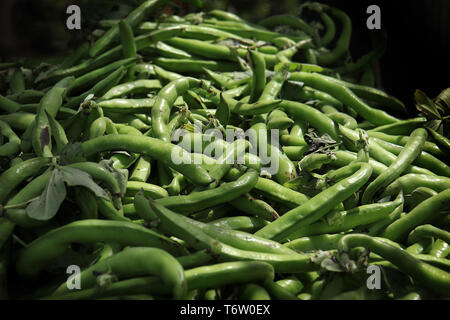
left=310, top=251, right=343, bottom=272
left=435, top=88, right=450, bottom=113
left=183, top=90, right=207, bottom=110
left=414, top=89, right=441, bottom=119
left=414, top=89, right=433, bottom=106
left=34, top=64, right=60, bottom=83
left=283, top=171, right=320, bottom=198
left=59, top=142, right=85, bottom=165
left=321, top=258, right=344, bottom=273
left=26, top=169, right=67, bottom=221
left=59, top=166, right=109, bottom=199
left=99, top=159, right=128, bottom=196
left=425, top=119, right=443, bottom=133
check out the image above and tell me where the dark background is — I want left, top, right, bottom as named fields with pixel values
left=316, top=0, right=450, bottom=110
left=0, top=0, right=448, bottom=108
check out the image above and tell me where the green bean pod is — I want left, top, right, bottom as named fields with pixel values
left=129, top=156, right=152, bottom=182
left=381, top=174, right=450, bottom=197
left=0, top=120, right=21, bottom=157
left=102, top=80, right=162, bottom=100
left=16, top=219, right=182, bottom=278
left=280, top=100, right=339, bottom=140
left=81, top=135, right=212, bottom=185
left=119, top=20, right=137, bottom=81
left=89, top=0, right=168, bottom=57
left=229, top=194, right=279, bottom=221
left=151, top=169, right=257, bottom=215
left=136, top=194, right=294, bottom=256
left=367, top=131, right=445, bottom=160
left=284, top=234, right=345, bottom=252
left=239, top=284, right=271, bottom=300
left=371, top=137, right=450, bottom=177
left=290, top=72, right=400, bottom=126
left=0, top=112, right=35, bottom=131
left=339, top=125, right=434, bottom=176
left=53, top=247, right=185, bottom=299
left=254, top=177, right=309, bottom=208
left=338, top=234, right=450, bottom=295
left=67, top=162, right=122, bottom=196
left=151, top=202, right=318, bottom=273
left=407, top=225, right=450, bottom=246
left=45, top=261, right=274, bottom=300
left=382, top=189, right=450, bottom=242
left=248, top=50, right=266, bottom=103
left=255, top=163, right=372, bottom=241
left=287, top=200, right=402, bottom=239
left=4, top=171, right=52, bottom=228
left=126, top=181, right=168, bottom=199
left=316, top=7, right=351, bottom=66
left=0, top=95, right=21, bottom=113
left=208, top=216, right=270, bottom=233
left=73, top=187, right=98, bottom=220
left=362, top=128, right=427, bottom=204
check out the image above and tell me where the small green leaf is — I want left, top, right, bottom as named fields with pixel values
left=99, top=159, right=128, bottom=196
left=310, top=251, right=343, bottom=272
left=321, top=258, right=344, bottom=272
left=59, top=166, right=109, bottom=199
left=26, top=169, right=67, bottom=221
left=59, top=142, right=85, bottom=165
left=34, top=64, right=60, bottom=83
left=414, top=89, right=441, bottom=119
left=416, top=103, right=441, bottom=120
left=435, top=88, right=450, bottom=113
left=235, top=55, right=249, bottom=71
left=283, top=171, right=320, bottom=198
left=426, top=119, right=443, bottom=132
left=183, top=89, right=207, bottom=110
left=414, top=89, right=433, bottom=106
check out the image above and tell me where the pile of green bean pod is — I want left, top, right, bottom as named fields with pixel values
left=0, top=0, right=449, bottom=301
